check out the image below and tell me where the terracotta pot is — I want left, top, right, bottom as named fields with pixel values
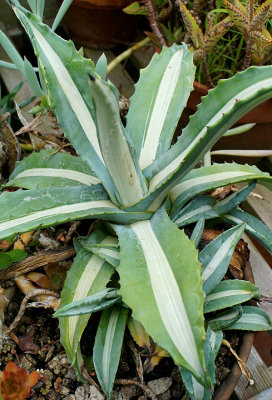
left=59, top=0, right=140, bottom=49
left=214, top=261, right=255, bottom=400
left=184, top=81, right=272, bottom=164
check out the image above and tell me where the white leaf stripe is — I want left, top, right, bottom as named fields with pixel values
left=149, top=77, right=272, bottom=190
left=13, top=168, right=100, bottom=185
left=210, top=309, right=239, bottom=322
left=27, top=21, right=103, bottom=162
left=102, top=309, right=120, bottom=389
left=224, top=214, right=255, bottom=233
left=68, top=254, right=105, bottom=349
left=92, top=248, right=120, bottom=260
left=232, top=314, right=269, bottom=326
left=131, top=220, right=203, bottom=377
left=205, top=289, right=254, bottom=302
left=175, top=205, right=213, bottom=225
left=170, top=171, right=257, bottom=202
left=139, top=49, right=184, bottom=169
left=0, top=200, right=117, bottom=232
left=201, top=230, right=243, bottom=282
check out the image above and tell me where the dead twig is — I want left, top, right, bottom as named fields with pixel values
left=114, top=379, right=158, bottom=400
left=0, top=248, right=75, bottom=281
left=5, top=288, right=60, bottom=335
left=222, top=339, right=252, bottom=386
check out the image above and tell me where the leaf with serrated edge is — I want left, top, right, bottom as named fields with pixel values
left=8, top=149, right=99, bottom=189
left=55, top=289, right=120, bottom=317
left=113, top=208, right=209, bottom=386
left=225, top=306, right=272, bottom=331
left=138, top=66, right=272, bottom=212
left=126, top=44, right=195, bottom=169
left=59, top=229, right=115, bottom=376
left=200, top=225, right=246, bottom=294
left=93, top=307, right=128, bottom=399
left=12, top=5, right=117, bottom=202
left=0, top=186, right=153, bottom=240
left=204, top=280, right=260, bottom=314
left=223, top=208, right=272, bottom=255
left=175, top=196, right=217, bottom=227
left=170, top=163, right=271, bottom=219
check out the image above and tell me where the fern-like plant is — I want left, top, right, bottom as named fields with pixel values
left=1, top=2, right=272, bottom=399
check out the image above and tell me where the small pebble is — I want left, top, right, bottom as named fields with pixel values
left=147, top=377, right=172, bottom=395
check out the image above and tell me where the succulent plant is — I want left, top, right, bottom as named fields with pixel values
left=1, top=2, right=272, bottom=399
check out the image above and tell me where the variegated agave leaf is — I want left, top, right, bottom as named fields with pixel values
left=7, top=149, right=100, bottom=189
left=140, top=66, right=272, bottom=212
left=12, top=4, right=118, bottom=202
left=59, top=232, right=115, bottom=377
left=126, top=44, right=195, bottom=169
left=113, top=208, right=210, bottom=386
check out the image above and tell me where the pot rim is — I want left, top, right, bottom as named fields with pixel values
left=214, top=261, right=255, bottom=400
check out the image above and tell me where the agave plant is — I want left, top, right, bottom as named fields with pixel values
left=1, top=1, right=272, bottom=399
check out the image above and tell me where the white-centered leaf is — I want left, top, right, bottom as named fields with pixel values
left=113, top=208, right=209, bottom=386
left=126, top=44, right=195, bottom=168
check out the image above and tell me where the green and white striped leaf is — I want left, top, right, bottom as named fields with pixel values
left=12, top=4, right=117, bottom=202
left=191, top=216, right=205, bottom=249
left=126, top=44, right=195, bottom=169
left=93, top=307, right=128, bottom=399
left=180, top=328, right=223, bottom=400
left=225, top=306, right=272, bottom=331
left=55, top=288, right=121, bottom=317
left=207, top=306, right=243, bottom=331
left=174, top=196, right=217, bottom=227
left=214, top=181, right=256, bottom=215
left=83, top=244, right=120, bottom=268
left=223, top=208, right=272, bottom=255
left=7, top=149, right=100, bottom=189
left=89, top=77, right=147, bottom=206
left=200, top=224, right=246, bottom=294
left=142, top=66, right=272, bottom=208
left=204, top=280, right=260, bottom=314
left=170, top=164, right=271, bottom=219
left=59, top=234, right=115, bottom=376
left=0, top=186, right=152, bottom=240
left=114, top=208, right=209, bottom=386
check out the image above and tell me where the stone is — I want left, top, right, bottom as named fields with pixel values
left=75, top=386, right=85, bottom=400
left=147, top=377, right=172, bottom=395
left=87, top=385, right=105, bottom=400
